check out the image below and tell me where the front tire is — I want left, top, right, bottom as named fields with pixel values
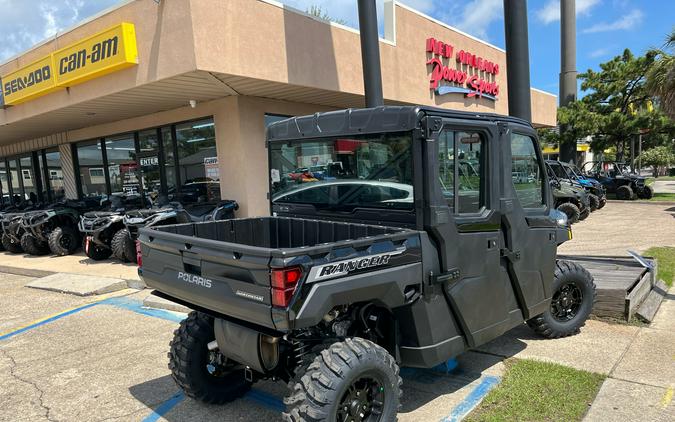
left=168, top=311, right=251, bottom=404
left=527, top=260, right=596, bottom=339
left=48, top=226, right=81, bottom=256
left=557, top=202, right=581, bottom=224
left=20, top=233, right=50, bottom=256
left=283, top=338, right=402, bottom=422
left=637, top=185, right=653, bottom=199
left=598, top=196, right=607, bottom=209
left=616, top=185, right=633, bottom=200
left=2, top=233, right=22, bottom=253
left=111, top=228, right=135, bottom=262
left=588, top=194, right=600, bottom=211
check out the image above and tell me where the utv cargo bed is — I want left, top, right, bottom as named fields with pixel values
left=138, top=217, right=419, bottom=330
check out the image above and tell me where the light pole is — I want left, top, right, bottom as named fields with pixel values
left=357, top=0, right=384, bottom=108
left=559, top=0, right=578, bottom=164
left=503, top=0, right=532, bottom=122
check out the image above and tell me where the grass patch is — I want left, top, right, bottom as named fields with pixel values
left=646, top=176, right=675, bottom=186
left=466, top=359, right=605, bottom=422
left=644, top=246, right=675, bottom=287
left=606, top=192, right=675, bottom=202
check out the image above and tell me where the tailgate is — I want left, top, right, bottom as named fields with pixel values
left=138, top=229, right=275, bottom=329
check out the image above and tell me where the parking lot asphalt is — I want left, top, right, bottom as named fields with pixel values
left=0, top=272, right=506, bottom=422
left=2, top=273, right=674, bottom=421
left=558, top=200, right=675, bottom=256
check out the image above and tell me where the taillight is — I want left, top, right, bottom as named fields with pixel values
left=135, top=240, right=142, bottom=267
left=85, top=236, right=90, bottom=254
left=270, top=267, right=302, bottom=308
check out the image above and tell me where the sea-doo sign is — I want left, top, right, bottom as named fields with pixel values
left=426, top=37, right=500, bottom=101
left=1, top=23, right=138, bottom=105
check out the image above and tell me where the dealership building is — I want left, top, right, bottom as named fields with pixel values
left=0, top=0, right=556, bottom=217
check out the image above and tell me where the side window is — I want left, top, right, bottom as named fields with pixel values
left=437, top=129, right=485, bottom=214
left=511, top=133, right=544, bottom=208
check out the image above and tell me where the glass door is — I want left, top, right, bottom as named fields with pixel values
left=138, top=129, right=162, bottom=205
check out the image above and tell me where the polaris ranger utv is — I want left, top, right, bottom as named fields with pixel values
left=137, top=107, right=595, bottom=421
left=581, top=161, right=652, bottom=200
left=558, top=161, right=607, bottom=210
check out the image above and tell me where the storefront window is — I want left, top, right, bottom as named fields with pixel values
left=19, top=155, right=38, bottom=204
left=77, top=140, right=106, bottom=197
left=162, top=126, right=176, bottom=200
left=105, top=134, right=139, bottom=195
left=8, top=159, right=20, bottom=205
left=44, top=149, right=65, bottom=201
left=174, top=118, right=219, bottom=203
left=0, top=161, right=10, bottom=206
left=138, top=129, right=161, bottom=203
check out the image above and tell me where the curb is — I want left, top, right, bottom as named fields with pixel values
left=0, top=265, right=55, bottom=278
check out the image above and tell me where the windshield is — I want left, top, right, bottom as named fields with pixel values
left=549, top=163, right=568, bottom=179
left=270, top=132, right=414, bottom=211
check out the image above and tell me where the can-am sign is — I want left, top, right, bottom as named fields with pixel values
left=426, top=38, right=500, bottom=100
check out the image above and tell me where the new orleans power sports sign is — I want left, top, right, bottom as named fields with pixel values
left=1, top=23, right=138, bottom=106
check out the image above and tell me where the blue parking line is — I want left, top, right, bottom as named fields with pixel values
left=440, top=375, right=501, bottom=422
left=245, top=388, right=286, bottom=412
left=141, top=391, right=185, bottom=422
left=101, top=297, right=186, bottom=323
left=0, top=302, right=99, bottom=341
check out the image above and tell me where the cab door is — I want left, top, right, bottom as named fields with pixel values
left=498, top=126, right=558, bottom=319
left=427, top=123, right=523, bottom=348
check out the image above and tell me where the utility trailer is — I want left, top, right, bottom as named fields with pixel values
left=138, top=106, right=596, bottom=421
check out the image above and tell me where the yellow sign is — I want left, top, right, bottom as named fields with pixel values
left=2, top=23, right=138, bottom=105
left=542, top=144, right=590, bottom=154
left=2, top=55, right=58, bottom=104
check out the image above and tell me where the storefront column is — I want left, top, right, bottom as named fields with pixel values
left=59, top=144, right=79, bottom=199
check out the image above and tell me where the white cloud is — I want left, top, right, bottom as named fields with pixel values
left=582, top=9, right=643, bottom=33
left=588, top=46, right=615, bottom=58
left=438, top=0, right=503, bottom=41
left=0, top=0, right=120, bottom=62
left=536, top=0, right=601, bottom=24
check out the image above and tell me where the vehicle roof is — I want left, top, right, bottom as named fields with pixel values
left=274, top=180, right=414, bottom=198
left=267, top=106, right=533, bottom=142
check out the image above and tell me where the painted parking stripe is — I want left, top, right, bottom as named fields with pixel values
left=440, top=375, right=501, bottom=422
left=141, top=391, right=185, bottom=422
left=245, top=388, right=286, bottom=412
left=0, top=302, right=100, bottom=341
left=101, top=296, right=186, bottom=323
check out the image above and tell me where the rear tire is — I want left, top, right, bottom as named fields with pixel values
left=48, top=226, right=81, bottom=256
left=616, top=185, right=633, bottom=200
left=527, top=260, right=596, bottom=339
left=579, top=207, right=590, bottom=221
left=598, top=196, right=607, bottom=209
left=588, top=194, right=600, bottom=211
left=283, top=338, right=402, bottom=422
left=557, top=202, right=581, bottom=224
left=2, top=233, right=22, bottom=253
left=168, top=311, right=252, bottom=404
left=637, top=185, right=653, bottom=199
left=20, top=233, right=50, bottom=256
left=111, top=228, right=135, bottom=262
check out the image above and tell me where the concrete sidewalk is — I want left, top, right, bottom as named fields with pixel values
left=0, top=251, right=139, bottom=281
left=583, top=287, right=675, bottom=421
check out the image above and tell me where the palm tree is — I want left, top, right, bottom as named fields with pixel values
left=646, top=29, right=675, bottom=118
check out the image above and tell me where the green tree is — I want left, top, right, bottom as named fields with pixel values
left=306, top=5, right=347, bottom=25
left=646, top=28, right=675, bottom=119
left=638, top=145, right=675, bottom=177
left=556, top=49, right=674, bottom=161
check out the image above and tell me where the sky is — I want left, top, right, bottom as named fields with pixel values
left=0, top=0, right=672, bottom=99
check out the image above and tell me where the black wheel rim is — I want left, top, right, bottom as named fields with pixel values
left=551, top=282, right=583, bottom=322
left=60, top=234, right=71, bottom=249
left=336, top=375, right=386, bottom=422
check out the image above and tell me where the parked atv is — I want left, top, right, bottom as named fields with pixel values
left=114, top=200, right=239, bottom=263
left=21, top=198, right=104, bottom=256
left=581, top=161, right=652, bottom=200
left=79, top=194, right=150, bottom=261
left=561, top=163, right=607, bottom=210
left=547, top=160, right=606, bottom=212
left=547, top=163, right=591, bottom=224
left=0, top=202, right=47, bottom=253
